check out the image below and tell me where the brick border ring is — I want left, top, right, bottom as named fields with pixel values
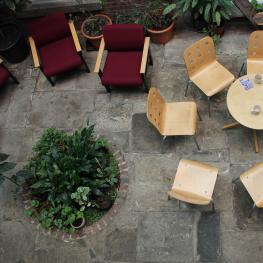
left=23, top=142, right=129, bottom=242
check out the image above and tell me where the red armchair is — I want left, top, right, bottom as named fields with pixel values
left=0, top=58, right=19, bottom=87
left=27, top=13, right=89, bottom=86
left=94, top=24, right=153, bottom=93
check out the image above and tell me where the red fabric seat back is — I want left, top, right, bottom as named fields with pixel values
left=27, top=12, right=70, bottom=47
left=102, top=24, right=145, bottom=51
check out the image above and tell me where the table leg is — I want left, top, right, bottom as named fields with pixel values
left=223, top=122, right=240, bottom=129
left=253, top=130, right=259, bottom=153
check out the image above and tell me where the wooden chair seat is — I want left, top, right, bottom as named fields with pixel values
left=163, top=102, right=197, bottom=136
left=147, top=88, right=197, bottom=136
left=168, top=159, right=218, bottom=205
left=191, top=61, right=235, bottom=97
left=240, top=163, right=263, bottom=208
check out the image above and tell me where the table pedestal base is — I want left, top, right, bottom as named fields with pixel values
left=223, top=122, right=260, bottom=153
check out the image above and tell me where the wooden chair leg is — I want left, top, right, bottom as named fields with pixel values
left=223, top=122, right=240, bottom=129
left=193, top=136, right=201, bottom=151
left=10, top=73, right=19, bottom=84
left=46, top=76, right=55, bottom=86
left=207, top=97, right=211, bottom=118
left=79, top=52, right=90, bottom=73
left=197, top=108, right=202, bottom=121
left=248, top=203, right=256, bottom=218
left=253, top=129, right=259, bottom=153
left=148, top=49, right=153, bottom=66
left=2, top=65, right=19, bottom=84
left=238, top=62, right=245, bottom=77
left=232, top=177, right=240, bottom=184
left=185, top=80, right=191, bottom=96
left=142, top=74, right=149, bottom=93
left=105, top=86, right=112, bottom=93
left=211, top=201, right=215, bottom=213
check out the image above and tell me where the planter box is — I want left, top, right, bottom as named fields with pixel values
left=17, top=0, right=102, bottom=18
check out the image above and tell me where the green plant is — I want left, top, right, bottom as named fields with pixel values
left=116, top=9, right=143, bottom=24
left=143, top=0, right=177, bottom=30
left=177, top=0, right=234, bottom=34
left=71, top=186, right=91, bottom=211
left=251, top=0, right=263, bottom=11
left=23, top=122, right=119, bottom=231
left=83, top=16, right=108, bottom=37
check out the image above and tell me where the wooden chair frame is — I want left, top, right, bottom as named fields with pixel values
left=232, top=163, right=263, bottom=217
left=94, top=37, right=153, bottom=93
left=184, top=36, right=234, bottom=117
left=147, top=87, right=201, bottom=150
left=0, top=58, right=19, bottom=85
left=28, top=20, right=89, bottom=86
left=167, top=159, right=218, bottom=212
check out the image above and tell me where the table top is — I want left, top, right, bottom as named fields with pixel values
left=227, top=74, right=263, bottom=130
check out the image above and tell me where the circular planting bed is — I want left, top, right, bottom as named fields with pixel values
left=21, top=123, right=128, bottom=241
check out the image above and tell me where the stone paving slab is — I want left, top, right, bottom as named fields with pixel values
left=137, top=212, right=195, bottom=262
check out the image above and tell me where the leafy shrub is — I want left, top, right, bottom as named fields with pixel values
left=251, top=0, right=263, bottom=11
left=23, top=122, right=119, bottom=232
left=177, top=0, right=234, bottom=34
left=143, top=0, right=177, bottom=30
left=82, top=16, right=109, bottom=37
left=116, top=9, right=143, bottom=24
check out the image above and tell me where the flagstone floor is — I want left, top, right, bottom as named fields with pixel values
left=1, top=20, right=263, bottom=263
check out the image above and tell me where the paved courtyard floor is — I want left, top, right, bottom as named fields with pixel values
left=1, top=20, right=263, bottom=263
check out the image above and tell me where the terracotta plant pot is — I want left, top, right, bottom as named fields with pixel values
left=146, top=20, right=175, bottom=45
left=81, top=14, right=112, bottom=49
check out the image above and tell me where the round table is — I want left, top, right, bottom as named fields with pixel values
left=225, top=74, right=263, bottom=152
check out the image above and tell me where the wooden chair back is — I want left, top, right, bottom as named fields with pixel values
left=184, top=36, right=216, bottom=78
left=247, top=31, right=263, bottom=60
left=240, top=162, right=263, bottom=207
left=147, top=87, right=166, bottom=134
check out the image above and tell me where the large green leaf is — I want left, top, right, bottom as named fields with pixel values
left=163, top=3, right=176, bottom=16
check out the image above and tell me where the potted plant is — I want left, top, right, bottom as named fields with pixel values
left=0, top=0, right=30, bottom=63
left=143, top=0, right=177, bottom=44
left=251, top=0, right=263, bottom=10
left=116, top=9, right=143, bottom=24
left=20, top=122, right=119, bottom=232
left=177, top=0, right=234, bottom=37
left=81, top=14, right=112, bottom=49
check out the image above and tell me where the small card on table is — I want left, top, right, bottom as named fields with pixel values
left=240, top=78, right=253, bottom=90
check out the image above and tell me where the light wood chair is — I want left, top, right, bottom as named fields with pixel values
left=168, top=159, right=218, bottom=211
left=233, top=163, right=263, bottom=217
left=239, top=31, right=263, bottom=76
left=147, top=87, right=201, bottom=150
left=184, top=36, right=235, bottom=117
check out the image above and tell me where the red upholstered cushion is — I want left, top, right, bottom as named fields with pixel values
left=27, top=13, right=70, bottom=47
left=0, top=66, right=10, bottom=87
left=101, top=51, right=143, bottom=86
left=102, top=24, right=145, bottom=51
left=39, top=36, right=82, bottom=77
